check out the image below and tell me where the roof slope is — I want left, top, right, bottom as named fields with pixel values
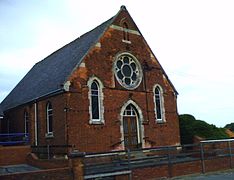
left=0, top=104, right=3, bottom=117
left=1, top=17, right=113, bottom=111
left=1, top=6, right=178, bottom=111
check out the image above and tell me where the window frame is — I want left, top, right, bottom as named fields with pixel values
left=46, top=102, right=53, bottom=136
left=88, top=77, right=104, bottom=124
left=24, top=111, right=29, bottom=135
left=153, top=85, right=165, bottom=123
left=114, top=52, right=143, bottom=90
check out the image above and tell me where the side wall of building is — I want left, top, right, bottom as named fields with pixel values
left=3, top=93, right=67, bottom=146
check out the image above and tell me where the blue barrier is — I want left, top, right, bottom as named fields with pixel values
left=0, top=133, right=29, bottom=145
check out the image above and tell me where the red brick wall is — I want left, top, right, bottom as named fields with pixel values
left=0, top=167, right=72, bottom=180
left=171, top=161, right=201, bottom=177
left=0, top=146, right=30, bottom=166
left=26, top=153, right=69, bottom=169
left=205, top=157, right=230, bottom=172
left=2, top=10, right=180, bottom=153
left=132, top=165, right=169, bottom=180
left=36, top=94, right=67, bottom=146
left=67, top=10, right=180, bottom=152
left=130, top=157, right=233, bottom=179
left=3, top=106, right=28, bottom=133
left=3, top=93, right=67, bottom=147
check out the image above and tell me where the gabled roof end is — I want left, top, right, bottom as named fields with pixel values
left=120, top=5, right=127, bottom=11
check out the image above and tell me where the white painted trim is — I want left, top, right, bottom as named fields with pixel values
left=46, top=102, right=53, bottom=134
left=24, top=111, right=28, bottom=134
left=110, top=25, right=141, bottom=35
left=87, top=76, right=105, bottom=124
left=119, top=100, right=145, bottom=149
left=153, top=84, right=166, bottom=123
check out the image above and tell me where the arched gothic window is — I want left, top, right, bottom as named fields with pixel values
left=24, top=111, right=29, bottom=135
left=123, top=22, right=129, bottom=41
left=154, top=85, right=165, bottom=122
left=91, top=81, right=100, bottom=120
left=88, top=77, right=104, bottom=124
left=46, top=102, right=53, bottom=134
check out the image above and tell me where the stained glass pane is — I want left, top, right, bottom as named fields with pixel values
left=91, top=82, right=98, bottom=90
left=130, top=63, right=136, bottom=71
left=155, top=87, right=162, bottom=120
left=132, top=72, right=137, bottom=81
left=117, top=70, right=124, bottom=79
left=123, top=56, right=129, bottom=64
left=92, top=96, right=99, bottom=119
left=48, top=115, right=53, bottom=132
left=117, top=60, right=122, bottom=69
left=125, top=78, right=131, bottom=85
left=122, top=65, right=131, bottom=77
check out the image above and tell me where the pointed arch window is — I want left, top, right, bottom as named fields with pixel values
left=154, top=85, right=165, bottom=122
left=24, top=111, right=29, bottom=135
left=46, top=102, right=53, bottom=134
left=91, top=81, right=100, bottom=120
left=88, top=77, right=104, bottom=124
left=123, top=22, right=129, bottom=41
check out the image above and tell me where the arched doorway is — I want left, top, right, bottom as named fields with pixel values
left=122, top=103, right=142, bottom=150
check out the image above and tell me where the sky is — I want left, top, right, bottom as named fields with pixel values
left=0, top=0, right=234, bottom=127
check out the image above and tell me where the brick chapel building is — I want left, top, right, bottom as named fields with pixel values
left=1, top=6, right=180, bottom=152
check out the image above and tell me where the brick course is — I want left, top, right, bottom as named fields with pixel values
left=0, top=146, right=30, bottom=166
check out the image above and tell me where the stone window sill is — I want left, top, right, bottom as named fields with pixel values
left=45, top=132, right=54, bottom=139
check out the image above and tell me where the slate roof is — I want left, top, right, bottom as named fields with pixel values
left=1, top=6, right=178, bottom=111
left=0, top=105, right=3, bottom=117
left=1, top=17, right=114, bottom=111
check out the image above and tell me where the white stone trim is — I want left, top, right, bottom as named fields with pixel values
left=63, top=81, right=71, bottom=92
left=95, top=42, right=101, bottom=48
left=110, top=25, right=141, bottom=35
left=153, top=84, right=166, bottom=123
left=79, top=62, right=86, bottom=67
left=87, top=76, right=104, bottom=124
left=119, top=100, right=145, bottom=149
left=122, top=39, right=131, bottom=44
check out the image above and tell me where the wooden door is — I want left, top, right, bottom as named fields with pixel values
left=123, top=116, right=138, bottom=150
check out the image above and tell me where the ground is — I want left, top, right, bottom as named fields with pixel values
left=171, top=169, right=234, bottom=180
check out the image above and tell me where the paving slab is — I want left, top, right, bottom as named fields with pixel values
left=0, top=164, right=40, bottom=175
left=171, top=169, right=234, bottom=180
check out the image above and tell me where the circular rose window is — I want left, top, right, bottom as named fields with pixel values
left=114, top=53, right=142, bottom=89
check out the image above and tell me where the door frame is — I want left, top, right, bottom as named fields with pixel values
left=120, top=100, right=145, bottom=149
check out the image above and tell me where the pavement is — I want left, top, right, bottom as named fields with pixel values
left=0, top=164, right=40, bottom=175
left=171, top=169, right=234, bottom=180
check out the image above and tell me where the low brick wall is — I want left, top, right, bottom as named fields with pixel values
left=0, top=167, right=72, bottom=180
left=132, top=165, right=169, bottom=179
left=205, top=157, right=231, bottom=172
left=130, top=157, right=233, bottom=179
left=171, top=160, right=201, bottom=177
left=26, top=153, right=69, bottom=169
left=0, top=145, right=31, bottom=166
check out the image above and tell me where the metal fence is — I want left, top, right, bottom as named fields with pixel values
left=83, top=139, right=234, bottom=179
left=0, top=133, right=29, bottom=145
